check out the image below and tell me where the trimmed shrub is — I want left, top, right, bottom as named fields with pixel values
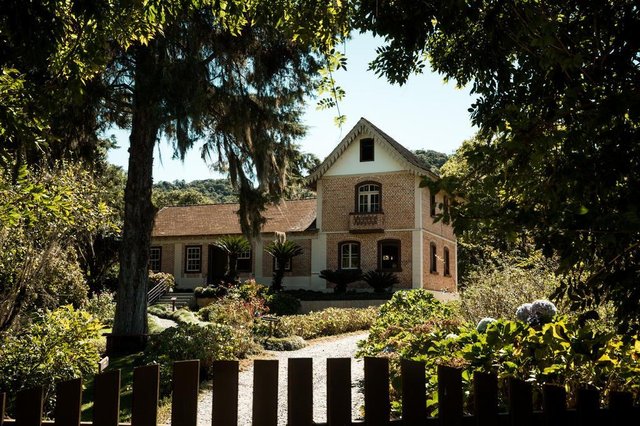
left=258, top=307, right=378, bottom=340
left=144, top=322, right=260, bottom=393
left=262, top=336, right=307, bottom=351
left=266, top=292, right=301, bottom=315
left=198, top=298, right=256, bottom=327
left=194, top=285, right=226, bottom=299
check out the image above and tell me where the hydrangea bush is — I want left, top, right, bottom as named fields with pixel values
left=358, top=290, right=640, bottom=416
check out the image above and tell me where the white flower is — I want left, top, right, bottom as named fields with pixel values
left=516, top=303, right=533, bottom=322
left=531, top=299, right=557, bottom=322
left=476, top=317, right=496, bottom=333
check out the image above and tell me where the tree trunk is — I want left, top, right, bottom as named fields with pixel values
left=111, top=42, right=162, bottom=353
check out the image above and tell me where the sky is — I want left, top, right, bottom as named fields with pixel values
left=106, top=32, right=477, bottom=183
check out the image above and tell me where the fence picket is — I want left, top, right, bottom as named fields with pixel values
left=253, top=360, right=279, bottom=426
left=172, top=360, right=200, bottom=426
left=93, top=370, right=120, bottom=426
left=473, top=372, right=497, bottom=426
left=212, top=360, right=239, bottom=426
left=288, top=358, right=313, bottom=426
left=508, top=378, right=532, bottom=426
left=132, top=364, right=159, bottom=426
left=54, top=378, right=82, bottom=426
left=364, top=357, right=390, bottom=426
left=0, top=392, right=4, bottom=426
left=542, top=384, right=566, bottom=426
left=609, top=391, right=633, bottom=424
left=400, top=359, right=427, bottom=423
left=326, top=358, right=351, bottom=426
left=16, top=387, right=43, bottom=426
left=438, top=366, right=463, bottom=426
left=577, top=388, right=599, bottom=426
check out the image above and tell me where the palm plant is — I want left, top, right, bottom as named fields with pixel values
left=361, top=270, right=399, bottom=293
left=319, top=269, right=362, bottom=294
left=265, top=239, right=303, bottom=291
left=214, top=235, right=251, bottom=284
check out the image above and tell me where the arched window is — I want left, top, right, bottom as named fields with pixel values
left=357, top=182, right=381, bottom=213
left=444, top=247, right=450, bottom=276
left=378, top=239, right=401, bottom=272
left=339, top=242, right=360, bottom=270
left=430, top=242, right=437, bottom=273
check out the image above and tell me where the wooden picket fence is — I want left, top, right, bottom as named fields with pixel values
left=2, top=357, right=639, bottom=425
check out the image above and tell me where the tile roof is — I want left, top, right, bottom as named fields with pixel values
left=152, top=198, right=317, bottom=237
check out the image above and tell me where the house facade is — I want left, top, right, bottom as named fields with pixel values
left=150, top=118, right=457, bottom=293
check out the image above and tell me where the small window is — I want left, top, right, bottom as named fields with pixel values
left=339, top=242, right=360, bottom=269
left=237, top=250, right=252, bottom=272
left=378, top=239, right=401, bottom=272
left=360, top=138, right=374, bottom=162
left=430, top=193, right=437, bottom=217
left=357, top=182, right=381, bottom=213
left=444, top=247, right=451, bottom=276
left=430, top=243, right=437, bottom=273
left=149, top=247, right=162, bottom=272
left=273, top=257, right=292, bottom=272
left=185, top=245, right=202, bottom=273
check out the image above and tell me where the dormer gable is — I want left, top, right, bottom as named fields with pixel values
left=307, top=118, right=439, bottom=184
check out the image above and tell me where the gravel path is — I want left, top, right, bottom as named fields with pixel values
left=197, top=331, right=369, bottom=425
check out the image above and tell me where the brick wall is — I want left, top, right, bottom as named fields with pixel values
left=321, top=172, right=416, bottom=231
left=422, top=232, right=457, bottom=292
left=325, top=231, right=413, bottom=290
left=422, top=187, right=456, bottom=240
left=262, top=238, right=312, bottom=277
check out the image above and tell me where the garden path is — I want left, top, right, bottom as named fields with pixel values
left=196, top=331, right=369, bottom=425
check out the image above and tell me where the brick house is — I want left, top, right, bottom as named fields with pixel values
left=150, top=118, right=457, bottom=293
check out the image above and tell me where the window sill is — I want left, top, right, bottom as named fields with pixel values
left=430, top=271, right=438, bottom=275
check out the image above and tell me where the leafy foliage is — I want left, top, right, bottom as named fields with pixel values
left=85, top=291, right=116, bottom=327
left=0, top=306, right=101, bottom=416
left=361, top=270, right=400, bottom=293
left=355, top=0, right=640, bottom=331
left=0, top=165, right=118, bottom=330
left=319, top=269, right=362, bottom=294
left=412, top=149, right=449, bottom=173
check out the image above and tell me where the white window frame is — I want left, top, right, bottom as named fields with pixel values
left=340, top=242, right=360, bottom=270
left=357, top=183, right=380, bottom=213
left=185, top=245, right=202, bottom=273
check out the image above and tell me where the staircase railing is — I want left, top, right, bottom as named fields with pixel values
left=147, top=278, right=169, bottom=305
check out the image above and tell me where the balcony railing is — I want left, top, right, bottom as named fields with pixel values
left=349, top=212, right=385, bottom=233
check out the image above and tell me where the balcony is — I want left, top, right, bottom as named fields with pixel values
left=349, top=212, right=385, bottom=233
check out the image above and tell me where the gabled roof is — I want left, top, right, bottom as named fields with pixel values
left=307, top=117, right=440, bottom=183
left=152, top=199, right=317, bottom=238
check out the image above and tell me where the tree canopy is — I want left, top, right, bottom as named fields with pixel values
left=356, top=1, right=640, bottom=331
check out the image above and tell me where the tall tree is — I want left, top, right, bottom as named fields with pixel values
left=107, top=2, right=349, bottom=350
left=355, top=1, right=640, bottom=330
